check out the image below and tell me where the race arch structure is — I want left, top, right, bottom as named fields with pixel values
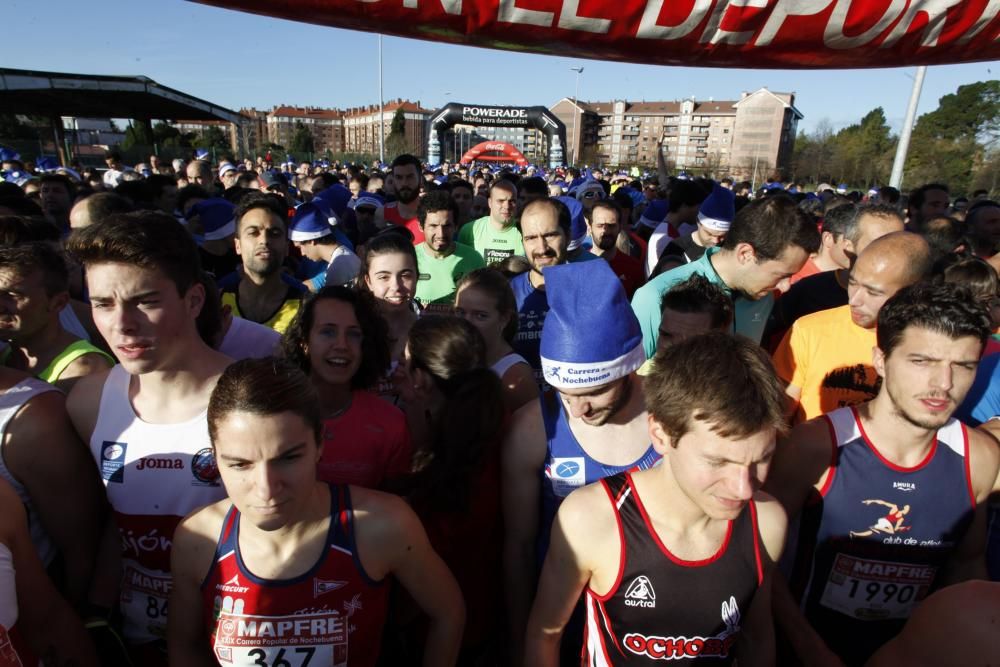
left=460, top=141, right=529, bottom=167
left=428, top=103, right=566, bottom=168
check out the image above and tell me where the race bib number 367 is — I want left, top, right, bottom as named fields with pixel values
left=213, top=610, right=347, bottom=666
left=819, top=554, right=935, bottom=621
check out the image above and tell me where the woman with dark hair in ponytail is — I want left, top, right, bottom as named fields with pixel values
left=398, top=315, right=507, bottom=663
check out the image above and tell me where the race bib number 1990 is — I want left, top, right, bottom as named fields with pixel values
left=819, top=554, right=935, bottom=621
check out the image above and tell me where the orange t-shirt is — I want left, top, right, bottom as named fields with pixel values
left=772, top=304, right=880, bottom=423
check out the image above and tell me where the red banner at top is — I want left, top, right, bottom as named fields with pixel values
left=193, top=0, right=999, bottom=69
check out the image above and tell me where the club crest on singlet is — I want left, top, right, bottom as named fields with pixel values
left=623, top=596, right=741, bottom=660
left=100, top=440, right=127, bottom=483
left=545, top=457, right=585, bottom=497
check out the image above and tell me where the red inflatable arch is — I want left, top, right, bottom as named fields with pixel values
left=460, top=141, right=529, bottom=167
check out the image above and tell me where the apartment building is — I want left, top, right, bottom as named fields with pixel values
left=550, top=88, right=802, bottom=177
left=266, top=106, right=345, bottom=154
left=343, top=99, right=432, bottom=157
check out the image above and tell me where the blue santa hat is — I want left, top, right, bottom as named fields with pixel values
left=187, top=198, right=236, bottom=241
left=556, top=196, right=588, bottom=252
left=350, top=193, right=385, bottom=211
left=34, top=156, right=60, bottom=172
left=836, top=183, right=848, bottom=194
left=194, top=148, right=210, bottom=161
left=312, top=184, right=353, bottom=226
left=540, top=261, right=644, bottom=390
left=638, top=199, right=668, bottom=229
left=697, top=183, right=736, bottom=234
left=0, top=146, right=21, bottom=162
left=288, top=202, right=333, bottom=242
left=574, top=178, right=604, bottom=202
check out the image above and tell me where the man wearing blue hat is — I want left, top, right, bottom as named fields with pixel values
left=413, top=191, right=484, bottom=311
left=525, top=331, right=787, bottom=666
left=186, top=198, right=240, bottom=279
left=287, top=201, right=361, bottom=290
left=632, top=197, right=820, bottom=357
left=504, top=259, right=661, bottom=663
left=652, top=182, right=734, bottom=277
left=219, top=193, right=306, bottom=334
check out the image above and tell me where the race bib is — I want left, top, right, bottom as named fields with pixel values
left=819, top=554, right=935, bottom=621
left=120, top=561, right=171, bottom=641
left=547, top=457, right=586, bottom=498
left=213, top=609, right=348, bottom=666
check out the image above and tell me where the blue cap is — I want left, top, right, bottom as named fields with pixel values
left=288, top=202, right=333, bottom=242
left=556, top=196, right=588, bottom=252
left=188, top=198, right=236, bottom=241
left=540, top=261, right=644, bottom=390
left=638, top=199, right=669, bottom=229
left=697, top=183, right=735, bottom=233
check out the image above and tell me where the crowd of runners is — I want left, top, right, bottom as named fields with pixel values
left=0, top=144, right=999, bottom=666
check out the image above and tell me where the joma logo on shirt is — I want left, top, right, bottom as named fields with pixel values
left=136, top=457, right=184, bottom=471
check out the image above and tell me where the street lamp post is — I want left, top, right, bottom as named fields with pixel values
left=570, top=66, right=584, bottom=166
left=378, top=34, right=385, bottom=164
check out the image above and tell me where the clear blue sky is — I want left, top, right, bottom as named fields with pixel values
left=5, top=0, right=994, bottom=135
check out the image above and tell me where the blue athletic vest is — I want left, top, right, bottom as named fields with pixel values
left=510, top=273, right=548, bottom=389
left=796, top=407, right=976, bottom=666
left=537, top=390, right=661, bottom=561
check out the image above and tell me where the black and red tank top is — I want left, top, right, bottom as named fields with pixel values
left=200, top=484, right=388, bottom=667
left=584, top=472, right=764, bottom=665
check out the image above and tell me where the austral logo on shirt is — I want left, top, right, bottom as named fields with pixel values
left=624, top=575, right=656, bottom=608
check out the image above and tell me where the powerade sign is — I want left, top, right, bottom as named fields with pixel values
left=460, top=106, right=530, bottom=126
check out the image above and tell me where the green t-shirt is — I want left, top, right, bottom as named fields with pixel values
left=415, top=242, right=486, bottom=309
left=457, top=216, right=524, bottom=266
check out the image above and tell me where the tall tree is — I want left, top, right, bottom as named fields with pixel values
left=906, top=81, right=1000, bottom=193
left=195, top=126, right=230, bottom=151
left=385, top=108, right=409, bottom=159
left=290, top=121, right=315, bottom=155
left=122, top=122, right=154, bottom=151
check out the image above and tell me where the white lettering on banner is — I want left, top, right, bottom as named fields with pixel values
left=317, top=0, right=1000, bottom=65
left=824, top=0, right=906, bottom=49
left=958, top=0, right=1000, bottom=43
left=880, top=0, right=964, bottom=48
left=700, top=0, right=768, bottom=45
left=462, top=107, right=529, bottom=118
left=497, top=0, right=554, bottom=28
left=637, top=0, right=712, bottom=40
left=754, top=0, right=830, bottom=46
left=558, top=0, right=611, bottom=33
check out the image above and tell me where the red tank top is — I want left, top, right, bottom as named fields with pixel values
left=383, top=202, right=424, bottom=244
left=201, top=484, right=388, bottom=667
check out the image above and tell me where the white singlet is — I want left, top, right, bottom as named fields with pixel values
left=491, top=352, right=530, bottom=379
left=0, top=379, right=59, bottom=566
left=0, top=542, right=30, bottom=666
left=89, top=365, right=226, bottom=644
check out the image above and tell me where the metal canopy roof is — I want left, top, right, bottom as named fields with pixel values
left=0, top=68, right=244, bottom=124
